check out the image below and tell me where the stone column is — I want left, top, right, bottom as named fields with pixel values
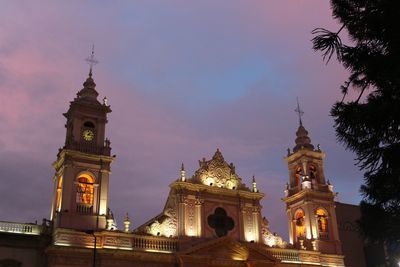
left=287, top=208, right=294, bottom=244
left=178, top=195, right=187, bottom=236
left=252, top=206, right=261, bottom=242
left=240, top=204, right=247, bottom=242
left=242, top=206, right=254, bottom=242
left=50, top=174, right=59, bottom=221
left=195, top=199, right=203, bottom=237
left=61, top=161, right=74, bottom=213
left=98, top=168, right=109, bottom=216
left=304, top=202, right=313, bottom=240
left=238, top=202, right=245, bottom=241
left=307, top=204, right=317, bottom=239
left=330, top=206, right=339, bottom=239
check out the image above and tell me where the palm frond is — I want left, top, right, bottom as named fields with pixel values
left=311, top=27, right=344, bottom=63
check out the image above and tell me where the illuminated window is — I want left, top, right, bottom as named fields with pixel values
left=56, top=176, right=63, bottom=211
left=294, top=209, right=305, bottom=238
left=316, top=208, right=328, bottom=234
left=76, top=174, right=94, bottom=205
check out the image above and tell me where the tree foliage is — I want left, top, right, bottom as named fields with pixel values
left=312, top=0, right=400, bottom=247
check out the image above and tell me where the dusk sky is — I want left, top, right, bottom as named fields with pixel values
left=0, top=1, right=362, bottom=239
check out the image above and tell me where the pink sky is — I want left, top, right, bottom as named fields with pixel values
left=0, top=1, right=361, bottom=239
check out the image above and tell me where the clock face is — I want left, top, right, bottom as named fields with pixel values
left=83, top=130, right=94, bottom=141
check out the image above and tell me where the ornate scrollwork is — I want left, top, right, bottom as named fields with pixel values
left=145, top=208, right=177, bottom=237
left=260, top=217, right=286, bottom=248
left=189, top=149, right=247, bottom=190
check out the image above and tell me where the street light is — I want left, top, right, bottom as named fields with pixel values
left=85, top=230, right=96, bottom=267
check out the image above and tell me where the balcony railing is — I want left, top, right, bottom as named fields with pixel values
left=132, top=235, right=178, bottom=252
left=0, top=221, right=42, bottom=235
left=264, top=247, right=300, bottom=262
left=76, top=204, right=93, bottom=214
left=319, top=232, right=329, bottom=240
left=66, top=141, right=111, bottom=156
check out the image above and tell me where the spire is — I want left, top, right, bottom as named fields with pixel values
left=252, top=175, right=258, bottom=193
left=106, top=208, right=118, bottom=230
left=123, top=213, right=131, bottom=233
left=212, top=148, right=224, bottom=162
left=180, top=163, right=186, bottom=182
left=76, top=46, right=99, bottom=101
left=292, top=98, right=314, bottom=153
left=76, top=75, right=99, bottom=101
left=293, top=125, right=315, bottom=152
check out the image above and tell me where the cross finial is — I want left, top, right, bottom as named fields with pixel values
left=85, top=44, right=98, bottom=77
left=295, top=97, right=304, bottom=126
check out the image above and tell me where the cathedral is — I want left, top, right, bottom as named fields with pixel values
left=0, top=70, right=369, bottom=267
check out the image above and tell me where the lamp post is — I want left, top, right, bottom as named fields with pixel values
left=85, top=230, right=96, bottom=267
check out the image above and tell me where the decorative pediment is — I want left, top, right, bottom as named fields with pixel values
left=179, top=236, right=278, bottom=263
left=189, top=149, right=247, bottom=190
left=180, top=237, right=249, bottom=260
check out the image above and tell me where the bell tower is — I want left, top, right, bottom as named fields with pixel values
left=283, top=101, right=342, bottom=255
left=50, top=58, right=114, bottom=231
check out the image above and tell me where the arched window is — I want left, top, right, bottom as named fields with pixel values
left=316, top=208, right=329, bottom=238
left=309, top=165, right=317, bottom=180
left=294, top=209, right=305, bottom=238
left=56, top=176, right=63, bottom=211
left=76, top=173, right=94, bottom=206
left=83, top=121, right=95, bottom=128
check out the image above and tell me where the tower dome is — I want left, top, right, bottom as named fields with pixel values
left=293, top=124, right=314, bottom=152
left=75, top=72, right=99, bottom=101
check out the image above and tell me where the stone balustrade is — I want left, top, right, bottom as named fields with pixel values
left=132, top=235, right=178, bottom=252
left=266, top=247, right=300, bottom=262
left=0, top=221, right=42, bottom=235
left=52, top=228, right=343, bottom=265
left=54, top=228, right=178, bottom=253
left=265, top=247, right=345, bottom=266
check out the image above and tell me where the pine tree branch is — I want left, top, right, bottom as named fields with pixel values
left=355, top=83, right=369, bottom=104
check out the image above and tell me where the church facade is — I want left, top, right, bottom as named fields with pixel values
left=0, top=72, right=351, bottom=266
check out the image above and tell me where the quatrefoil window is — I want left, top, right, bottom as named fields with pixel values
left=207, top=207, right=234, bottom=237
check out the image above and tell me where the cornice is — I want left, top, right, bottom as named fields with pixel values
left=52, top=149, right=114, bottom=169
left=282, top=189, right=336, bottom=203
left=169, top=181, right=264, bottom=200
left=285, top=149, right=325, bottom=163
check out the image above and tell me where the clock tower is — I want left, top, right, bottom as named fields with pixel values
left=50, top=69, right=114, bottom=231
